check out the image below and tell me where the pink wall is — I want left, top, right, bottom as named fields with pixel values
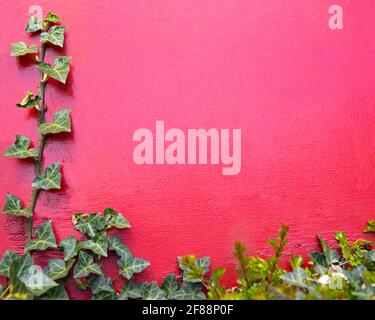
left=1, top=1, right=375, bottom=298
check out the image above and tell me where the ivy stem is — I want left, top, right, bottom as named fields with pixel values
left=25, top=41, right=48, bottom=240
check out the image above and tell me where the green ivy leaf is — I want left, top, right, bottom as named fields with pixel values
left=37, top=56, right=71, bottom=84
left=73, top=213, right=106, bottom=238
left=44, top=259, right=74, bottom=281
left=16, top=91, right=41, bottom=109
left=44, top=12, right=60, bottom=23
left=104, top=208, right=131, bottom=229
left=45, top=283, right=69, bottom=300
left=318, top=236, right=340, bottom=265
left=107, top=235, right=130, bottom=257
left=32, top=162, right=61, bottom=190
left=118, top=251, right=150, bottom=280
left=25, top=16, right=43, bottom=33
left=161, top=274, right=178, bottom=298
left=280, top=267, right=308, bottom=288
left=39, top=109, right=71, bottom=135
left=364, top=251, right=375, bottom=262
left=120, top=280, right=146, bottom=299
left=19, top=265, right=58, bottom=296
left=81, top=232, right=108, bottom=257
left=0, top=251, right=19, bottom=277
left=89, top=276, right=115, bottom=295
left=60, top=236, right=80, bottom=261
left=3, top=135, right=38, bottom=159
left=25, top=220, right=57, bottom=251
left=41, top=26, right=65, bottom=48
left=10, top=42, right=37, bottom=57
left=73, top=251, right=103, bottom=279
left=178, top=256, right=210, bottom=283
left=142, top=282, right=166, bottom=300
left=170, top=282, right=206, bottom=300
left=2, top=193, right=33, bottom=218
left=92, top=291, right=118, bottom=300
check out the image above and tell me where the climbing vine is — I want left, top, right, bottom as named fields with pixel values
left=0, top=12, right=374, bottom=301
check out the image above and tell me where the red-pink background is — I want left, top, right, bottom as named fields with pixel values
left=1, top=1, right=375, bottom=298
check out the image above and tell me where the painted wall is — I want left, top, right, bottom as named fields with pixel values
left=0, top=1, right=375, bottom=298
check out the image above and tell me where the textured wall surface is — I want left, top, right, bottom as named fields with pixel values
left=0, top=0, right=375, bottom=298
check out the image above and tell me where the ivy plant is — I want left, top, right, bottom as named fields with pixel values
left=0, top=11, right=374, bottom=301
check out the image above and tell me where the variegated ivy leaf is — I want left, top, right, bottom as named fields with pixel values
left=44, top=12, right=60, bottom=23
left=39, top=109, right=71, bottom=135
left=81, top=232, right=108, bottom=257
left=60, top=236, right=80, bottom=261
left=25, top=16, right=43, bottom=33
left=16, top=91, right=41, bottom=109
left=73, top=213, right=106, bottom=238
left=3, top=135, right=38, bottom=159
left=25, top=220, right=57, bottom=251
left=44, top=259, right=74, bottom=281
left=161, top=274, right=178, bottom=298
left=41, top=26, right=65, bottom=48
left=32, top=162, right=61, bottom=190
left=118, top=251, right=150, bottom=280
left=104, top=208, right=131, bottom=229
left=20, top=265, right=58, bottom=296
left=92, top=291, right=118, bottom=300
left=37, top=56, right=71, bottom=84
left=0, top=251, right=19, bottom=277
left=178, top=256, right=210, bottom=283
left=280, top=267, right=308, bottom=288
left=89, top=276, right=115, bottom=295
left=142, top=282, right=166, bottom=300
left=10, top=41, right=38, bottom=57
left=107, top=235, right=130, bottom=257
left=73, top=251, right=103, bottom=279
left=45, top=283, right=69, bottom=300
left=170, top=282, right=206, bottom=300
left=2, top=193, right=33, bottom=218
left=120, top=280, right=146, bottom=300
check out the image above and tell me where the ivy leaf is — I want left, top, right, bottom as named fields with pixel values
left=142, top=282, right=166, bottom=300
left=89, top=276, right=115, bottom=295
left=318, top=236, right=340, bottom=265
left=10, top=42, right=37, bottom=57
left=25, top=16, right=43, bottom=33
left=44, top=12, right=60, bottom=23
left=364, top=251, right=375, bottom=262
left=81, top=232, right=108, bottom=257
left=161, top=274, right=178, bottom=298
left=280, top=267, right=308, bottom=288
left=2, top=193, right=33, bottom=218
left=19, top=265, right=58, bottom=296
left=32, top=162, right=61, bottom=190
left=39, top=109, right=72, bottom=135
left=0, top=251, right=19, bottom=277
left=41, top=26, right=65, bottom=48
left=60, top=236, right=80, bottom=261
left=44, top=259, right=74, bottom=281
left=45, top=283, right=69, bottom=300
left=25, top=220, right=57, bottom=251
left=170, top=282, right=206, bottom=300
left=92, top=291, right=118, bottom=300
left=3, top=135, right=38, bottom=159
left=107, top=235, right=130, bottom=257
left=37, top=56, right=71, bottom=84
left=118, top=251, right=150, bottom=280
left=178, top=256, right=210, bottom=283
left=309, top=252, right=328, bottom=274
left=73, top=213, right=106, bottom=238
left=104, top=208, right=131, bottom=229
left=120, top=280, right=146, bottom=299
left=73, top=251, right=103, bottom=279
left=16, top=91, right=41, bottom=109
